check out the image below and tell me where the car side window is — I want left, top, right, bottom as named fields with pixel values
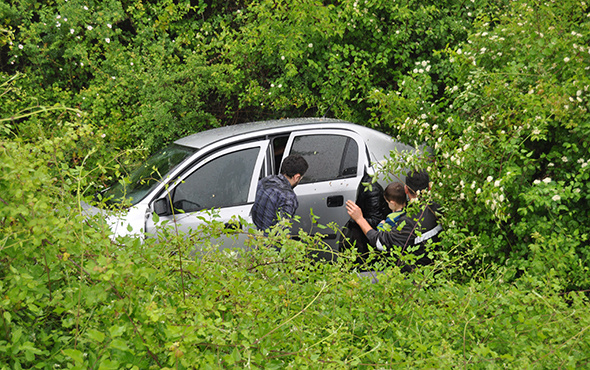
left=172, top=147, right=260, bottom=212
left=289, top=134, right=358, bottom=184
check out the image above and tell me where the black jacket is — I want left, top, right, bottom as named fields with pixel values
left=366, top=200, right=441, bottom=271
left=338, top=173, right=388, bottom=267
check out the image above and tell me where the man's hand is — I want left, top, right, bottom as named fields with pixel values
left=346, top=200, right=363, bottom=222
left=346, top=200, right=374, bottom=237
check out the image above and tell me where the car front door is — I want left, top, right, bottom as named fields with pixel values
left=145, top=140, right=269, bottom=250
left=282, top=130, right=367, bottom=252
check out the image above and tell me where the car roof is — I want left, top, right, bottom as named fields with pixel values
left=174, top=117, right=414, bottom=160
left=175, top=117, right=345, bottom=148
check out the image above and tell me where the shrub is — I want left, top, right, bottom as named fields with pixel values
left=2, top=126, right=590, bottom=368
left=369, top=0, right=590, bottom=290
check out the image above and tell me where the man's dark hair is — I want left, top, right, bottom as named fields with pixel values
left=405, top=170, right=430, bottom=195
left=384, top=182, right=407, bottom=205
left=280, top=154, right=309, bottom=177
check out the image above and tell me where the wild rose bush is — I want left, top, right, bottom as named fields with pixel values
left=1, top=125, right=589, bottom=368
left=2, top=0, right=590, bottom=367
left=369, top=0, right=590, bottom=289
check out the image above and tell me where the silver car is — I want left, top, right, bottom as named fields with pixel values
left=88, top=117, right=415, bottom=252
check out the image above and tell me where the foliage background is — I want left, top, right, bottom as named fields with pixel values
left=1, top=0, right=589, bottom=368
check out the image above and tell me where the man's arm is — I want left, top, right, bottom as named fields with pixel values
left=276, top=192, right=298, bottom=224
left=346, top=200, right=373, bottom=235
left=346, top=200, right=415, bottom=251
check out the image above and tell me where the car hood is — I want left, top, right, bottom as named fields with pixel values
left=81, top=201, right=148, bottom=240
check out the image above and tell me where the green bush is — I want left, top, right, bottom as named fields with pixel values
left=2, top=0, right=590, bottom=367
left=2, top=128, right=590, bottom=368
left=1, top=0, right=489, bottom=150
left=369, top=0, right=590, bottom=290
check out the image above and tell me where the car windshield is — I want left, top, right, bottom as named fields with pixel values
left=102, top=144, right=197, bottom=206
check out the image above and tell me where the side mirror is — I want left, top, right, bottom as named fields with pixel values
left=153, top=198, right=173, bottom=216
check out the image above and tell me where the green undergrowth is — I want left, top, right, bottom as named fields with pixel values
left=1, top=128, right=590, bottom=369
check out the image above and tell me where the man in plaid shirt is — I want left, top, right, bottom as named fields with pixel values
left=251, top=154, right=309, bottom=233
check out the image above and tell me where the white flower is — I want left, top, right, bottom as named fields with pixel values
left=487, top=176, right=493, bottom=182
left=107, top=24, right=112, bottom=28
left=499, top=194, right=505, bottom=202
left=564, top=57, right=570, bottom=62
left=476, top=188, right=482, bottom=195
left=87, top=25, right=93, bottom=30
left=70, top=28, right=74, bottom=34
left=84, top=6, right=88, bottom=10
left=101, top=133, right=106, bottom=138
left=105, top=38, right=110, bottom=43
left=18, top=44, right=23, bottom=49
left=130, top=62, right=134, bottom=65
left=562, top=156, right=568, bottom=162
left=281, top=55, right=285, bottom=60
left=494, top=180, right=501, bottom=187
left=533, top=179, right=541, bottom=185
left=308, top=43, right=313, bottom=48
left=552, top=195, right=561, bottom=201
left=543, top=177, right=551, bottom=183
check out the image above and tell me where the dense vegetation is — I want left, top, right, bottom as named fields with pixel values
left=1, top=0, right=589, bottom=368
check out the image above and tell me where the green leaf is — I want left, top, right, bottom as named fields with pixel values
left=109, top=338, right=130, bottom=352
left=63, top=348, right=84, bottom=364
left=86, top=329, right=106, bottom=343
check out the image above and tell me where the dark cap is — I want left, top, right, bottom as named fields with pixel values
left=405, top=170, right=430, bottom=194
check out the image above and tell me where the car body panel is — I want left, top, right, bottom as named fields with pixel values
left=86, top=118, right=417, bottom=252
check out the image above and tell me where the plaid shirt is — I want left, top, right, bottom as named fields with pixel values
left=251, top=174, right=298, bottom=231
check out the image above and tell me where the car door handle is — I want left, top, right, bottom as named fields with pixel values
left=326, top=195, right=344, bottom=207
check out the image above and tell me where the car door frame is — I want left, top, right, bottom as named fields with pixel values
left=280, top=129, right=369, bottom=248
left=145, top=140, right=269, bottom=247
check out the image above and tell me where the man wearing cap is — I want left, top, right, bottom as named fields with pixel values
left=345, top=169, right=442, bottom=271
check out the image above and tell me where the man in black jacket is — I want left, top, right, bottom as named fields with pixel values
left=337, top=172, right=389, bottom=267
left=345, top=170, right=442, bottom=271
